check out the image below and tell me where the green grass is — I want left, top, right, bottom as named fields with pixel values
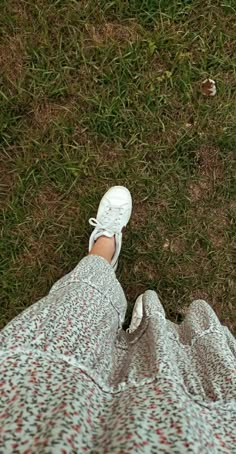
left=0, top=0, right=235, bottom=333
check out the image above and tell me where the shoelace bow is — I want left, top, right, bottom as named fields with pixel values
left=89, top=206, right=125, bottom=233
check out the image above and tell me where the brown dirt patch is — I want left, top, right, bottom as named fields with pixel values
left=14, top=235, right=56, bottom=270
left=73, top=125, right=93, bottom=146
left=130, top=199, right=167, bottom=231
left=187, top=202, right=231, bottom=251
left=32, top=186, right=61, bottom=219
left=26, top=186, right=81, bottom=228
left=133, top=260, right=158, bottom=281
left=130, top=202, right=148, bottom=230
left=85, top=21, right=141, bottom=44
left=164, top=235, right=187, bottom=254
left=197, top=145, right=224, bottom=179
left=31, top=99, right=76, bottom=131
left=188, top=180, right=209, bottom=202
left=93, top=143, right=124, bottom=167
left=0, top=35, right=25, bottom=84
left=0, top=154, right=18, bottom=210
left=206, top=206, right=230, bottom=248
left=24, top=185, right=82, bottom=233
left=7, top=0, right=29, bottom=21
left=188, top=146, right=224, bottom=202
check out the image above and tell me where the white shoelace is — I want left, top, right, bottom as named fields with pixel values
left=89, top=206, right=125, bottom=233
left=89, top=218, right=113, bottom=234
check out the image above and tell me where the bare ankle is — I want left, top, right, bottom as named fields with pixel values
left=89, top=235, right=115, bottom=263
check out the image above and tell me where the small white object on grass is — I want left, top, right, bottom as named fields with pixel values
left=163, top=238, right=170, bottom=250
left=201, top=78, right=217, bottom=96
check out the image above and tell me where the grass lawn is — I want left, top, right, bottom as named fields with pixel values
left=0, top=0, right=235, bottom=333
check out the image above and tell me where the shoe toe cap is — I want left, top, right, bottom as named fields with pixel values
left=105, top=186, right=132, bottom=206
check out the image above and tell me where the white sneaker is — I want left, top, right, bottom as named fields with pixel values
left=126, top=294, right=144, bottom=334
left=88, top=186, right=132, bottom=271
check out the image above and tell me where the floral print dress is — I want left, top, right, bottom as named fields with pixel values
left=0, top=255, right=235, bottom=453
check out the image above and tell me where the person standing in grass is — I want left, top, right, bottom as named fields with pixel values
left=0, top=186, right=235, bottom=453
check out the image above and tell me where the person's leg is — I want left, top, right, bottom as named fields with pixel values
left=88, top=235, right=115, bottom=264
left=0, top=187, right=132, bottom=379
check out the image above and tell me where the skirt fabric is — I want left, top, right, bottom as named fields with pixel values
left=0, top=255, right=235, bottom=453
